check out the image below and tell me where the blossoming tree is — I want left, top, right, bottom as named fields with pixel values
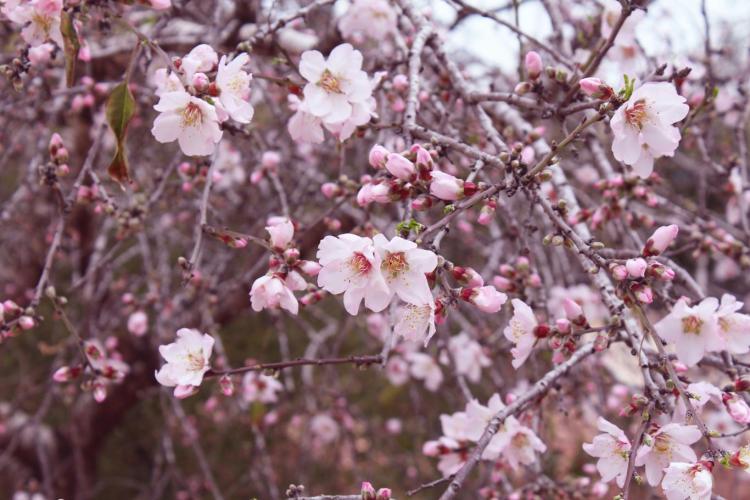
left=2, top=0, right=750, bottom=499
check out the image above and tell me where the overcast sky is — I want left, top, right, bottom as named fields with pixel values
left=429, top=0, right=750, bottom=75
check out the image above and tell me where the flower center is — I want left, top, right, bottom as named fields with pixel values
left=654, top=435, right=672, bottom=455
left=511, top=433, right=529, bottom=448
left=718, top=316, right=733, bottom=333
left=318, top=69, right=343, bottom=94
left=625, top=99, right=649, bottom=129
left=31, top=12, right=53, bottom=36
left=681, top=315, right=703, bottom=335
left=181, top=102, right=204, bottom=128
left=509, top=318, right=527, bottom=341
left=186, top=351, right=205, bottom=371
left=349, top=252, right=372, bottom=276
left=382, top=252, right=409, bottom=278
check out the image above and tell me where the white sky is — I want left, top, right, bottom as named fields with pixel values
left=428, top=0, right=750, bottom=74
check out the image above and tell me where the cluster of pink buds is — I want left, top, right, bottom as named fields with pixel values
left=177, top=160, right=213, bottom=193
left=54, top=338, right=130, bottom=403
left=48, top=132, right=70, bottom=177
left=607, top=225, right=679, bottom=304
left=619, top=393, right=650, bottom=417
left=546, top=298, right=595, bottom=359
left=492, top=257, right=542, bottom=293
left=0, top=299, right=35, bottom=340
left=570, top=174, right=658, bottom=229
left=71, top=76, right=109, bottom=112
left=360, top=481, right=391, bottom=500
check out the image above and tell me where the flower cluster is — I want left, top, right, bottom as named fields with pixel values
left=151, top=44, right=254, bottom=156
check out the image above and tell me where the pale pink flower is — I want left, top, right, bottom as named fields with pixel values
left=127, top=310, right=148, bottom=337
left=287, top=96, right=325, bottom=144
left=464, top=285, right=507, bottom=313
left=299, top=43, right=372, bottom=123
left=338, top=0, right=397, bottom=41
left=28, top=42, right=54, bottom=65
left=654, top=297, right=722, bottom=367
left=310, top=414, right=340, bottom=443
left=582, top=417, right=631, bottom=488
left=241, top=371, right=283, bottom=404
left=266, top=218, right=294, bottom=249
left=503, top=299, right=537, bottom=369
left=406, top=352, right=443, bottom=391
left=446, top=332, right=490, bottom=383
left=385, top=356, right=409, bottom=385
left=155, top=328, right=214, bottom=397
left=180, top=44, right=218, bottom=82
left=495, top=417, right=547, bottom=470
left=150, top=0, right=171, bottom=9
left=394, top=302, right=436, bottom=345
left=249, top=275, right=299, bottom=315
left=151, top=90, right=223, bottom=156
left=316, top=234, right=390, bottom=315
left=385, top=153, right=416, bottom=180
left=153, top=68, right=184, bottom=96
left=373, top=234, right=437, bottom=305
left=715, top=294, right=750, bottom=354
left=661, top=462, right=713, bottom=500
left=634, top=423, right=701, bottom=486
left=610, top=82, right=689, bottom=178
left=2, top=0, right=63, bottom=47
left=216, top=53, right=254, bottom=124
left=674, top=381, right=722, bottom=421
left=643, top=224, right=679, bottom=256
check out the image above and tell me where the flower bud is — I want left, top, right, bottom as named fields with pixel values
left=625, top=258, right=648, bottom=278
left=643, top=224, right=679, bottom=256
left=610, top=264, right=628, bottom=281
left=53, top=365, right=82, bottom=382
left=321, top=182, right=341, bottom=199
left=18, top=315, right=35, bottom=330
left=460, top=286, right=507, bottom=313
left=357, top=182, right=391, bottom=206
left=298, top=260, right=322, bottom=276
left=361, top=482, right=377, bottom=500
left=562, top=298, right=586, bottom=325
left=219, top=375, right=234, bottom=396
left=192, top=72, right=209, bottom=91
left=376, top=488, right=392, bottom=500
left=555, top=318, right=571, bottom=334
left=392, top=74, right=409, bottom=92
left=368, top=144, right=390, bottom=169
left=262, top=151, right=281, bottom=170
left=411, top=196, right=432, bottom=211
left=385, top=153, right=416, bottom=180
left=514, top=81, right=532, bottom=95
left=524, top=51, right=543, bottom=80
left=452, top=266, right=484, bottom=287
left=579, top=77, right=614, bottom=99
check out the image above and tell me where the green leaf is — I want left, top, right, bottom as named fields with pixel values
left=60, top=11, right=80, bottom=88
left=106, top=81, right=136, bottom=184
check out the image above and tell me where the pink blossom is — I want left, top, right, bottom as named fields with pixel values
left=635, top=423, right=701, bottom=486
left=430, top=170, right=464, bottom=201
left=216, top=53, right=254, bottom=124
left=249, top=275, right=299, bottom=315
left=357, top=182, right=391, bottom=206
left=582, top=417, right=631, bottom=488
left=242, top=371, right=284, bottom=404
left=643, top=224, right=679, bottom=256
left=180, top=44, right=218, bottom=82
left=299, top=43, right=372, bottom=123
left=446, top=332, right=490, bottom=382
left=316, top=234, right=390, bottom=315
left=395, top=302, right=436, bottom=345
left=610, top=82, right=689, bottom=178
left=151, top=90, right=223, bottom=156
left=373, top=234, right=437, bottom=305
left=150, top=0, right=171, bottom=9
left=392, top=74, right=408, bottom=91
left=266, top=218, right=294, bottom=249
left=715, top=294, right=750, bottom=354
left=28, top=43, right=55, bottom=66
left=723, top=393, right=750, bottom=424
left=579, top=78, right=613, bottom=99
left=655, top=297, right=722, bottom=366
left=503, top=299, right=537, bottom=369
left=406, top=352, right=443, bottom=391
left=155, top=328, right=214, bottom=397
left=464, top=286, right=507, bottom=313
left=337, top=0, right=397, bottom=41
left=661, top=462, right=713, bottom=500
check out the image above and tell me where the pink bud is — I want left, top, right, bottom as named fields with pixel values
left=368, top=144, right=390, bottom=168
left=411, top=196, right=432, bottom=211
left=361, top=482, right=377, bottom=500
left=632, top=284, right=653, bottom=304
left=250, top=170, right=264, bottom=184
left=430, top=171, right=464, bottom=201
left=492, top=275, right=513, bottom=292
left=178, top=162, right=192, bottom=175
left=579, top=77, right=614, bottom=99
left=127, top=311, right=148, bottom=336
left=392, top=74, right=409, bottom=92
left=411, top=144, right=433, bottom=168
left=150, top=0, right=171, bottom=9
left=723, top=393, right=750, bottom=424
left=561, top=298, right=584, bottom=322
left=524, top=51, right=543, bottom=80
left=643, top=224, right=679, bottom=256
left=376, top=488, right=392, bottom=500
left=192, top=72, right=209, bottom=91
left=527, top=273, right=542, bottom=287
left=391, top=98, right=406, bottom=112
left=18, top=315, right=35, bottom=330
left=452, top=266, right=484, bottom=287
left=219, top=375, right=234, bottom=396
left=625, top=258, right=647, bottom=278
left=611, top=264, right=628, bottom=281
left=299, top=260, right=322, bottom=276
left=514, top=81, right=532, bottom=95
left=555, top=318, right=571, bottom=334
left=49, top=132, right=64, bottom=153
left=321, top=182, right=341, bottom=198
left=461, top=286, right=507, bottom=313
left=262, top=151, right=281, bottom=169
left=385, top=153, right=416, bottom=180
left=53, top=365, right=81, bottom=382
left=357, top=183, right=390, bottom=206
left=266, top=218, right=294, bottom=249
left=28, top=43, right=55, bottom=66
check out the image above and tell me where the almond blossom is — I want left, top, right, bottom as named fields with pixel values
left=493, top=417, right=547, bottom=470
left=634, top=423, right=702, bottom=486
left=582, top=417, right=631, bottom=488
left=503, top=299, right=538, bottom=369
left=151, top=90, right=223, bottom=156
left=337, top=0, right=397, bottom=41
left=654, top=297, right=723, bottom=366
left=249, top=274, right=299, bottom=315
left=610, top=82, right=689, bottom=178
left=445, top=332, right=490, bottom=383
left=316, top=233, right=390, bottom=315
left=155, top=328, right=214, bottom=398
left=241, top=371, right=284, bottom=404
left=299, top=43, right=372, bottom=124
left=406, top=352, right=443, bottom=391
left=372, top=234, right=437, bottom=306
left=661, top=461, right=713, bottom=500
left=215, top=53, right=254, bottom=124
left=715, top=294, right=750, bottom=354
left=2, top=0, right=63, bottom=47
left=394, top=301, right=436, bottom=345
left=266, top=218, right=295, bottom=250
